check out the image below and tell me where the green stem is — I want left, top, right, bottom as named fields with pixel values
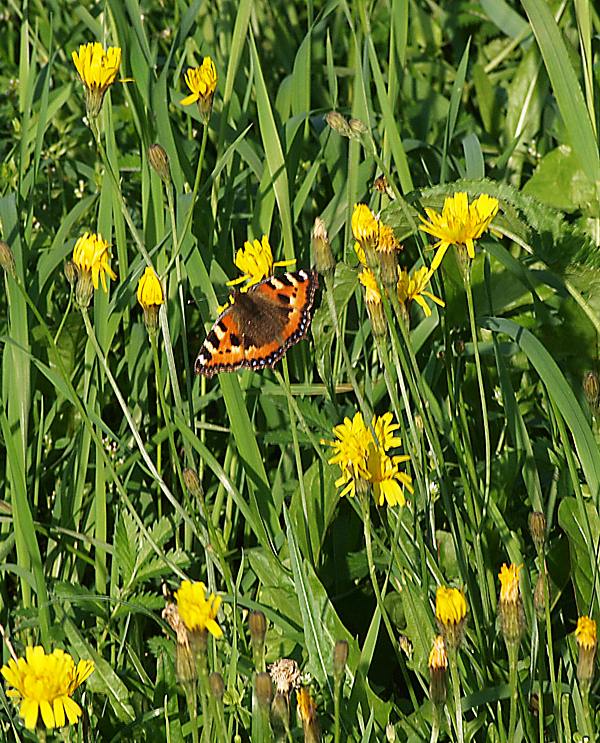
left=324, top=272, right=371, bottom=419
left=334, top=674, right=342, bottom=743
left=185, top=682, right=199, bottom=743
left=361, top=496, right=419, bottom=710
left=448, top=653, right=464, bottom=743
left=430, top=704, right=440, bottom=743
left=464, top=266, right=491, bottom=511
left=507, top=641, right=519, bottom=742
left=581, top=688, right=596, bottom=743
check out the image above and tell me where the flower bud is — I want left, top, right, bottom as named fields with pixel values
left=312, top=217, right=335, bottom=277
left=333, top=640, right=348, bottom=683
left=428, top=635, right=448, bottom=706
left=0, top=240, right=16, bottom=277
left=325, top=111, right=352, bottom=138
left=255, top=672, right=272, bottom=709
left=183, top=468, right=202, bottom=499
left=575, top=615, right=597, bottom=693
left=64, top=260, right=77, bottom=288
left=528, top=512, right=546, bottom=554
left=583, top=371, right=600, bottom=408
left=249, top=610, right=267, bottom=670
left=297, top=687, right=320, bottom=743
left=348, top=118, right=368, bottom=138
left=209, top=671, right=225, bottom=701
left=148, top=143, right=171, bottom=184
left=498, top=564, right=525, bottom=648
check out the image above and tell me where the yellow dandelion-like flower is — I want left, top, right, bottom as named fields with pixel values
left=419, top=192, right=499, bottom=271
left=323, top=411, right=411, bottom=505
left=1, top=646, right=94, bottom=731
left=137, top=267, right=164, bottom=335
left=498, top=563, right=521, bottom=605
left=436, top=587, right=467, bottom=627
left=351, top=203, right=379, bottom=247
left=180, top=57, right=218, bottom=123
left=72, top=42, right=122, bottom=119
left=227, top=235, right=295, bottom=291
left=72, top=232, right=117, bottom=292
left=366, top=447, right=413, bottom=507
left=428, top=635, right=448, bottom=671
left=377, top=224, right=400, bottom=254
left=137, top=267, right=164, bottom=309
left=576, top=616, right=597, bottom=651
left=358, top=268, right=381, bottom=305
left=397, top=266, right=445, bottom=318
left=175, top=580, right=223, bottom=639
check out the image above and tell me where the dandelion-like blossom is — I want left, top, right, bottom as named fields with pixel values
left=419, top=192, right=499, bottom=271
left=180, top=57, right=218, bottom=123
left=175, top=580, right=223, bottom=639
left=227, top=235, right=295, bottom=291
left=397, top=266, right=445, bottom=318
left=323, top=411, right=413, bottom=505
left=72, top=42, right=122, bottom=119
left=1, top=646, right=94, bottom=731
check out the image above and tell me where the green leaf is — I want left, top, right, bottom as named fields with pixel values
left=557, top=497, right=600, bottom=611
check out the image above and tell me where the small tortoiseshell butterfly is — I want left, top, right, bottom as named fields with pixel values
left=194, top=269, right=318, bottom=377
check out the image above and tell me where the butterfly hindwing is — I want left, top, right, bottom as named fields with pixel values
left=194, top=269, right=318, bottom=377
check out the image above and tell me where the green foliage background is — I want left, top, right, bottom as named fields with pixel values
left=1, top=0, right=599, bottom=741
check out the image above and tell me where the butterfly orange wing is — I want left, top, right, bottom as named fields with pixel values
left=195, top=269, right=318, bottom=377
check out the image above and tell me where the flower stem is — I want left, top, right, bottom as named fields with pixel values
left=448, top=652, right=464, bottom=743
left=464, top=267, right=491, bottom=510
left=430, top=704, right=440, bottom=743
left=361, top=496, right=419, bottom=710
left=185, top=682, right=200, bottom=743
left=507, top=641, right=519, bottom=742
left=334, top=673, right=342, bottom=743
left=581, top=687, right=596, bottom=743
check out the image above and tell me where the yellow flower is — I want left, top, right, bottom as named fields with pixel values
left=377, top=224, right=400, bottom=254
left=419, top=192, right=499, bottom=271
left=351, top=203, right=379, bottom=247
left=358, top=268, right=381, bottom=305
left=1, top=646, right=94, bottom=730
left=436, top=587, right=467, bottom=627
left=227, top=235, right=295, bottom=291
left=175, top=580, right=223, bottom=639
left=180, top=57, right=218, bottom=123
left=498, top=563, right=521, bottom=605
left=428, top=635, right=447, bottom=706
left=72, top=232, right=117, bottom=292
left=397, top=267, right=445, bottom=318
left=428, top=635, right=448, bottom=671
left=323, top=411, right=412, bottom=505
left=137, top=267, right=164, bottom=335
left=576, top=616, right=597, bottom=651
left=366, top=447, right=412, bottom=507
left=137, top=267, right=164, bottom=309
left=72, top=42, right=122, bottom=119
left=296, top=686, right=317, bottom=724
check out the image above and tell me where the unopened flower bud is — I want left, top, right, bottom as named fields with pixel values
left=583, top=371, right=600, bottom=409
left=428, top=635, right=448, bottom=706
left=183, top=468, right=202, bottom=499
left=148, top=143, right=171, bottom=184
left=333, top=640, right=348, bottom=682
left=64, top=260, right=77, bottom=288
left=325, top=111, right=352, bottom=138
left=209, top=671, right=225, bottom=701
left=296, top=687, right=320, bottom=743
left=255, top=672, right=273, bottom=709
left=312, top=217, right=335, bottom=277
left=528, top=512, right=546, bottom=554
left=348, top=118, right=368, bottom=138
left=249, top=611, right=267, bottom=670
left=0, top=240, right=16, bottom=278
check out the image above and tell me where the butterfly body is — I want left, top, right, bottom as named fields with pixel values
left=194, top=269, right=318, bottom=377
